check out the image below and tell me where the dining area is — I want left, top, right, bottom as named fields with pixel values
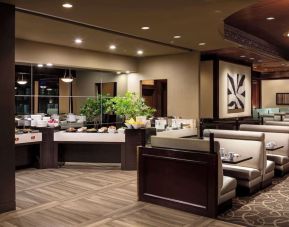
left=137, top=122, right=289, bottom=225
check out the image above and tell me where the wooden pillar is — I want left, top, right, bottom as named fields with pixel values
left=0, top=3, right=15, bottom=213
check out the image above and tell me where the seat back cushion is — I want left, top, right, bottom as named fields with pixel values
left=151, top=136, right=223, bottom=197
left=240, top=124, right=289, bottom=157
left=215, top=138, right=265, bottom=171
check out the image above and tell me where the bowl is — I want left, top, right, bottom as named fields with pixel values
left=125, top=123, right=133, bottom=129
left=132, top=124, right=142, bottom=129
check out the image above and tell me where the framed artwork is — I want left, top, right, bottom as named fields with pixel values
left=227, top=73, right=245, bottom=113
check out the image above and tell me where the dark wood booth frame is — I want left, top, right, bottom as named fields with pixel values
left=138, top=134, right=222, bottom=218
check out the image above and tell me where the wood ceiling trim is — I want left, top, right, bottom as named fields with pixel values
left=16, top=7, right=194, bottom=53
left=224, top=24, right=288, bottom=60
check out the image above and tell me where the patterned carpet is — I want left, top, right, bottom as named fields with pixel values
left=219, top=175, right=289, bottom=227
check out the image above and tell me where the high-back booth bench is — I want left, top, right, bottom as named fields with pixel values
left=137, top=135, right=237, bottom=218
left=204, top=129, right=273, bottom=194
left=240, top=124, right=289, bottom=176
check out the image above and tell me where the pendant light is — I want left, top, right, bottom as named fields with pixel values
left=17, top=73, right=28, bottom=85
left=61, top=69, right=74, bottom=83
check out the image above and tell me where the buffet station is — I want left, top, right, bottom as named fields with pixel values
left=15, top=113, right=197, bottom=170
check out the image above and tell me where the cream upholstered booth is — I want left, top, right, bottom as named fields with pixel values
left=203, top=129, right=270, bottom=194
left=138, top=136, right=237, bottom=216
left=240, top=124, right=289, bottom=176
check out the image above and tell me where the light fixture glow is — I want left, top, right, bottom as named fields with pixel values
left=116, top=71, right=121, bottom=75
left=126, top=71, right=131, bottom=74
left=40, top=85, right=47, bottom=89
left=46, top=63, right=53, bottom=67
left=37, top=64, right=43, bottom=67
left=240, top=55, right=246, bottom=58
left=173, top=35, right=181, bottom=39
left=198, top=42, right=206, bottom=46
left=61, top=69, right=74, bottom=83
left=46, top=88, right=53, bottom=91
left=109, top=44, right=116, bottom=50
left=62, top=3, right=73, bottom=8
left=17, top=73, right=28, bottom=85
left=141, top=26, right=150, bottom=30
left=137, top=50, right=144, bottom=55
left=74, top=38, right=83, bottom=44
left=249, top=57, right=255, bottom=60
left=266, top=17, right=275, bottom=20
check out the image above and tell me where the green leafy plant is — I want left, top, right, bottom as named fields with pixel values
left=80, top=96, right=110, bottom=122
left=105, top=92, right=156, bottom=119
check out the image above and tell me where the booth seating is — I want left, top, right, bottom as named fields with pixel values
left=240, top=124, right=289, bottom=176
left=203, top=129, right=270, bottom=194
left=137, top=136, right=237, bottom=218
left=265, top=121, right=289, bottom=126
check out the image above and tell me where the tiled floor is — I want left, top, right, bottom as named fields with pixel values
left=0, top=165, right=241, bottom=227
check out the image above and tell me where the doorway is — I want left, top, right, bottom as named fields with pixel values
left=141, top=79, right=167, bottom=117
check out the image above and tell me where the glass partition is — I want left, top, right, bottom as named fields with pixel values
left=15, top=64, right=126, bottom=126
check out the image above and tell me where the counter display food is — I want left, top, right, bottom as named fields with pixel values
left=54, top=130, right=125, bottom=142
left=15, top=132, right=42, bottom=144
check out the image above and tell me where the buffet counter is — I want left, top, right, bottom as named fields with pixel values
left=156, top=128, right=197, bottom=138
left=15, top=132, right=42, bottom=144
left=54, top=131, right=125, bottom=142
left=15, top=132, right=43, bottom=169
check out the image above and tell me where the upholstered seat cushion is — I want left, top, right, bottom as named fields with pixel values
left=267, top=154, right=289, bottom=165
left=266, top=160, right=275, bottom=173
left=222, top=164, right=261, bottom=180
left=221, top=176, right=237, bottom=195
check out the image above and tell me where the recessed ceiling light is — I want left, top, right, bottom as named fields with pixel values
left=46, top=63, right=53, bottom=67
left=109, top=44, right=116, bottom=50
left=283, top=32, right=289, bottom=37
left=258, top=60, right=263, bottom=62
left=173, top=35, right=181, bottom=39
left=116, top=71, right=121, bottom=75
left=126, top=71, right=131, bottom=74
left=137, top=50, right=144, bottom=55
left=249, top=57, right=255, bottom=60
left=240, top=55, right=246, bottom=58
left=253, top=66, right=257, bottom=69
left=37, top=64, right=43, bottom=67
left=198, top=42, right=206, bottom=46
left=74, top=38, right=83, bottom=44
left=62, top=3, right=73, bottom=8
left=266, top=17, right=275, bottom=20
left=141, top=26, right=150, bottom=30
left=47, top=88, right=53, bottom=91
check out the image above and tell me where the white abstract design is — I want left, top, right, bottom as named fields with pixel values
left=227, top=73, right=245, bottom=113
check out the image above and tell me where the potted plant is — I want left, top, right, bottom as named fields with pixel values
left=80, top=96, right=110, bottom=127
left=106, top=92, right=156, bottom=126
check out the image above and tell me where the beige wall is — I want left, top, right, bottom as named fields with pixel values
left=219, top=61, right=251, bottom=118
left=72, top=70, right=128, bottom=114
left=200, top=60, right=213, bottom=118
left=262, top=79, right=289, bottom=108
left=15, top=39, right=137, bottom=72
left=128, top=52, right=200, bottom=118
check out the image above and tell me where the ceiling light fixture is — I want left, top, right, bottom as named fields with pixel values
left=283, top=31, right=289, bottom=37
left=109, top=44, right=116, bottom=50
left=37, top=64, right=43, bottom=67
left=116, top=71, right=122, bottom=75
left=46, top=63, right=53, bottom=67
left=240, top=55, right=246, bottom=58
left=173, top=35, right=181, bottom=39
left=137, top=50, right=144, bottom=55
left=74, top=38, right=83, bottom=44
left=198, top=42, right=206, bottom=46
left=40, top=85, right=47, bottom=89
left=249, top=57, right=255, bottom=60
left=46, top=88, right=53, bottom=91
left=17, top=73, right=28, bottom=85
left=61, top=69, right=74, bottom=83
left=62, top=3, right=73, bottom=8
left=141, top=26, right=150, bottom=30
left=266, top=16, right=275, bottom=20
left=126, top=71, right=131, bottom=74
